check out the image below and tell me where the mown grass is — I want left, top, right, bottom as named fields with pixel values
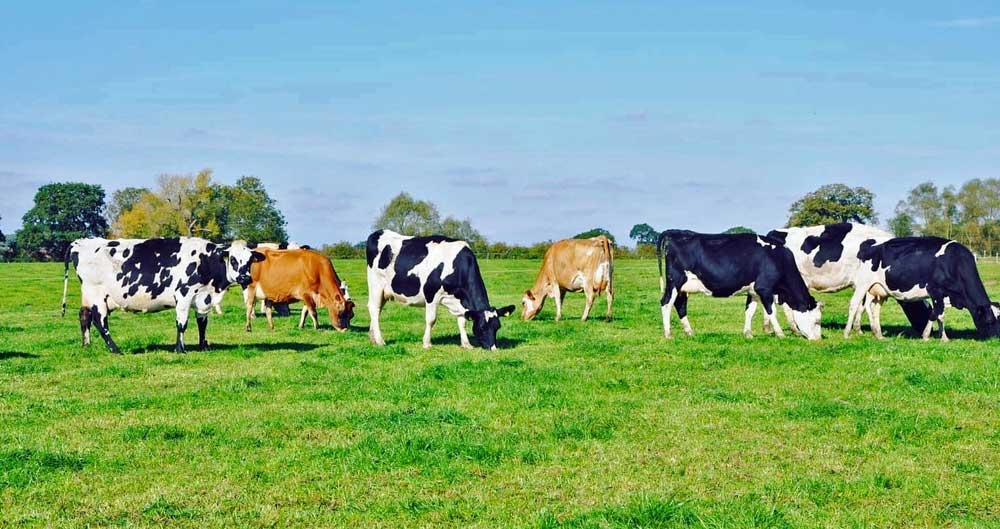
left=0, top=259, right=998, bottom=528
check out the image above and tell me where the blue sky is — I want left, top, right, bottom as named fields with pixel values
left=2, top=1, right=999, bottom=244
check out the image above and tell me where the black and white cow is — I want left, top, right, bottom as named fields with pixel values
left=366, top=230, right=515, bottom=350
left=763, top=223, right=932, bottom=337
left=657, top=230, right=823, bottom=340
left=852, top=236, right=1000, bottom=340
left=62, top=237, right=264, bottom=353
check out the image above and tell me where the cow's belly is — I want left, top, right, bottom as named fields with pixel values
left=801, top=265, right=853, bottom=293
left=680, top=272, right=754, bottom=297
left=110, top=291, right=177, bottom=313
left=389, top=291, right=426, bottom=306
left=887, top=284, right=930, bottom=301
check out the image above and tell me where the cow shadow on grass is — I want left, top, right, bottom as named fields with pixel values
left=131, top=342, right=324, bottom=354
left=424, top=334, right=525, bottom=349
left=0, top=351, right=39, bottom=360
left=820, top=321, right=986, bottom=340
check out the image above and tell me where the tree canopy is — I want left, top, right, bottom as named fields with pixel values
left=787, top=184, right=877, bottom=227
left=573, top=228, right=615, bottom=243
left=372, top=192, right=486, bottom=248
left=890, top=178, right=1000, bottom=254
left=17, top=182, right=109, bottom=260
left=629, top=223, right=658, bottom=245
left=723, top=226, right=755, bottom=234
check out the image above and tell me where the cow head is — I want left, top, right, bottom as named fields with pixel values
left=521, top=290, right=544, bottom=321
left=971, top=303, right=1000, bottom=338
left=223, top=243, right=265, bottom=287
left=465, top=305, right=516, bottom=350
left=325, top=287, right=355, bottom=332
left=789, top=301, right=823, bottom=341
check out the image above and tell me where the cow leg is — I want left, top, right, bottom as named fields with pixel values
left=660, top=281, right=678, bottom=339
left=759, top=292, right=784, bottom=338
left=552, top=286, right=564, bottom=321
left=744, top=295, right=759, bottom=338
left=196, top=312, right=210, bottom=351
left=265, top=301, right=275, bottom=331
left=869, top=299, right=885, bottom=339
left=932, top=298, right=948, bottom=342
left=368, top=295, right=386, bottom=346
left=298, top=306, right=308, bottom=328
left=174, top=302, right=190, bottom=354
left=79, top=306, right=93, bottom=346
left=244, top=290, right=255, bottom=332
left=675, top=292, right=692, bottom=336
left=779, top=299, right=795, bottom=334
left=90, top=303, right=120, bottom=354
left=457, top=314, right=473, bottom=349
left=423, top=304, right=437, bottom=349
left=604, top=283, right=613, bottom=321
left=844, top=287, right=868, bottom=339
left=581, top=285, right=595, bottom=321
left=309, top=297, right=320, bottom=330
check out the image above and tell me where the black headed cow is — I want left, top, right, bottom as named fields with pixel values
left=853, top=237, right=999, bottom=340
left=62, top=237, right=264, bottom=353
left=366, top=230, right=515, bottom=350
left=657, top=230, right=822, bottom=340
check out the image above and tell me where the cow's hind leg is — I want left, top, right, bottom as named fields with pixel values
left=265, top=301, right=276, bottom=331
left=174, top=302, right=191, bottom=353
left=660, top=281, right=678, bottom=339
left=744, top=295, right=759, bottom=338
left=604, top=284, right=613, bottom=321
left=676, top=292, right=693, bottom=336
left=90, top=303, right=120, bottom=354
left=581, top=285, right=595, bottom=321
left=79, top=306, right=93, bottom=347
left=552, top=286, right=564, bottom=321
left=423, top=304, right=437, bottom=349
left=759, top=292, right=784, bottom=338
left=844, top=287, right=868, bottom=339
left=368, top=295, right=386, bottom=346
left=196, top=312, right=210, bottom=351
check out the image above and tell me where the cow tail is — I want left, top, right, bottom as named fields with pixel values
left=604, top=236, right=614, bottom=297
left=61, top=242, right=73, bottom=317
left=656, top=231, right=668, bottom=294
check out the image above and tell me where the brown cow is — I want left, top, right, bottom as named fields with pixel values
left=245, top=248, right=354, bottom=332
left=521, top=236, right=614, bottom=321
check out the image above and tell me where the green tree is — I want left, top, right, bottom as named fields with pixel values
left=723, top=226, right=755, bottom=234
left=573, top=228, right=615, bottom=243
left=106, top=187, right=149, bottom=225
left=373, top=192, right=442, bottom=236
left=440, top=216, right=486, bottom=249
left=223, top=176, right=288, bottom=242
left=17, top=182, right=109, bottom=260
left=787, top=184, right=877, bottom=227
left=887, top=211, right=915, bottom=237
left=629, top=223, right=659, bottom=245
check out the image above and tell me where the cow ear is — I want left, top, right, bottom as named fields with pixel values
left=525, top=290, right=534, bottom=300
left=251, top=251, right=266, bottom=263
left=496, top=305, right=516, bottom=317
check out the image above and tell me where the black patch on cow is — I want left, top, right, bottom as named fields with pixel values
left=184, top=262, right=197, bottom=277
left=117, top=238, right=183, bottom=300
left=443, top=246, right=492, bottom=311
left=278, top=242, right=289, bottom=249
left=204, top=294, right=212, bottom=306
left=800, top=223, right=852, bottom=267
left=195, top=246, right=230, bottom=292
left=122, top=248, right=130, bottom=259
left=191, top=250, right=197, bottom=256
left=109, top=248, right=116, bottom=257
left=378, top=245, right=394, bottom=269
left=765, top=230, right=788, bottom=245
left=389, top=235, right=460, bottom=298
left=366, top=230, right=385, bottom=267
left=301, top=244, right=311, bottom=250
left=106, top=241, right=120, bottom=247
left=423, top=263, right=445, bottom=302
left=248, top=242, right=258, bottom=249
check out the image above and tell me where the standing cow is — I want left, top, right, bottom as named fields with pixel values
left=762, top=223, right=931, bottom=337
left=243, top=241, right=310, bottom=317
left=366, top=230, right=515, bottom=350
left=244, top=247, right=354, bottom=332
left=62, top=237, right=264, bottom=353
left=657, top=230, right=822, bottom=340
left=521, top=236, right=614, bottom=321
left=852, top=237, right=1000, bottom=340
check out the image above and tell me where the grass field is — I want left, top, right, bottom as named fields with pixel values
left=1, top=259, right=998, bottom=528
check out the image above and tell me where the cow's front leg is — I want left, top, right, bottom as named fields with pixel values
left=779, top=298, right=794, bottom=334
left=760, top=292, right=784, bottom=338
left=605, top=284, right=614, bottom=321
left=552, top=286, right=564, bottom=321
left=423, top=304, right=437, bottom=349
left=90, top=302, right=120, bottom=354
left=174, top=302, right=191, bottom=353
left=196, top=311, right=210, bottom=351
left=244, top=290, right=256, bottom=332
left=368, top=295, right=386, bottom=346
left=869, top=299, right=885, bottom=339
left=660, top=283, right=678, bottom=339
left=744, top=295, right=759, bottom=338
left=298, top=306, right=308, bottom=329
left=265, top=301, right=275, bottom=331
left=79, top=306, right=93, bottom=346
left=676, top=292, right=693, bottom=337
left=456, top=315, right=473, bottom=349
left=844, top=287, right=868, bottom=339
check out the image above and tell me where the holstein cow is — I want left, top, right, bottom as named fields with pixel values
left=366, top=230, right=515, bottom=350
left=521, top=236, right=614, bottom=321
left=244, top=247, right=354, bottom=332
left=762, top=223, right=932, bottom=337
left=851, top=237, right=1000, bottom=340
left=62, top=237, right=263, bottom=353
left=657, top=230, right=823, bottom=340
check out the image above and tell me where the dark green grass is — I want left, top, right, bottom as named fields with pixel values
left=0, top=260, right=998, bottom=528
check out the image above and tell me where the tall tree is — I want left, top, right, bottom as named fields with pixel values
left=787, top=184, right=877, bottom=227
left=723, top=226, right=755, bottom=234
left=223, top=176, right=288, bottom=242
left=573, top=228, right=615, bottom=243
left=629, top=223, right=659, bottom=245
left=372, top=192, right=442, bottom=236
left=106, top=187, right=149, bottom=225
left=440, top=216, right=486, bottom=248
left=113, top=170, right=226, bottom=240
left=887, top=211, right=914, bottom=237
left=17, top=182, right=109, bottom=260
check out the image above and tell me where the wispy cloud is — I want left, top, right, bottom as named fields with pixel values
left=933, top=16, right=1000, bottom=28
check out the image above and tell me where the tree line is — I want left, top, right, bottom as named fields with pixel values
left=4, top=178, right=997, bottom=261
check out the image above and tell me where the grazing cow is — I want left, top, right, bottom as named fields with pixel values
left=244, top=247, right=354, bottom=332
left=762, top=223, right=932, bottom=336
left=851, top=237, right=1000, bottom=340
left=657, top=230, right=822, bottom=340
left=366, top=230, right=515, bottom=350
left=243, top=242, right=310, bottom=317
left=62, top=237, right=263, bottom=353
left=521, top=236, right=614, bottom=321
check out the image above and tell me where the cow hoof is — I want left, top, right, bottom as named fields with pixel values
left=422, top=343, right=432, bottom=350
left=199, top=343, right=210, bottom=352
left=175, top=346, right=187, bottom=354
left=109, top=348, right=122, bottom=355
left=744, top=331, right=753, bottom=339
left=460, top=343, right=474, bottom=350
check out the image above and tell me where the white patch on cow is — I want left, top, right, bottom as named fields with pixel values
left=756, top=237, right=774, bottom=248
left=484, top=310, right=498, bottom=322
left=570, top=271, right=586, bottom=290
left=522, top=296, right=535, bottom=314
left=594, top=262, right=609, bottom=284
left=935, top=241, right=954, bottom=257
left=889, top=283, right=931, bottom=302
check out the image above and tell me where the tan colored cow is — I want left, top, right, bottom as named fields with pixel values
left=245, top=248, right=354, bottom=332
left=521, top=236, right=614, bottom=321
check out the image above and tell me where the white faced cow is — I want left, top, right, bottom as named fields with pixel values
left=763, top=223, right=931, bottom=337
left=657, top=230, right=823, bottom=340
left=366, top=230, right=515, bottom=350
left=62, top=237, right=264, bottom=353
left=852, top=237, right=1000, bottom=340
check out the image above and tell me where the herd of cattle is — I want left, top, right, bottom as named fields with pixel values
left=59, top=223, right=1000, bottom=353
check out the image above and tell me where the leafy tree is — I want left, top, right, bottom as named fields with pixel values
left=113, top=170, right=226, bottom=240
left=573, top=228, right=615, bottom=243
left=17, top=182, right=109, bottom=260
left=629, top=223, right=659, bottom=245
left=787, top=184, right=877, bottom=227
left=887, top=211, right=914, bottom=237
left=723, top=226, right=755, bottom=234
left=373, top=192, right=442, bottom=236
left=106, top=187, right=149, bottom=225
left=223, top=176, right=288, bottom=242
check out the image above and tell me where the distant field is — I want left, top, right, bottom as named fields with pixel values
left=1, top=259, right=998, bottom=528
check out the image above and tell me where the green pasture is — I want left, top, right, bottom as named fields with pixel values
left=0, top=260, right=997, bottom=528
